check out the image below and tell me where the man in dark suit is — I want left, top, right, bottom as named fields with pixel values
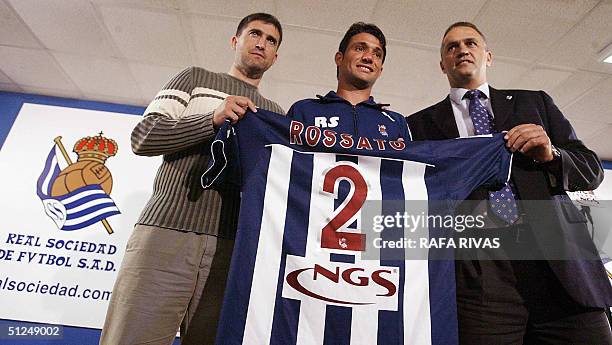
left=407, top=21, right=612, bottom=344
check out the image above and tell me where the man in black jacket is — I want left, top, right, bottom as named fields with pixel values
left=407, top=21, right=612, bottom=344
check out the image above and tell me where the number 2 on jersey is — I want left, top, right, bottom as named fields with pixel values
left=320, top=163, right=368, bottom=251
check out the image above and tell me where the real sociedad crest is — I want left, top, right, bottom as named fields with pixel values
left=378, top=124, right=388, bottom=137
left=36, top=133, right=120, bottom=234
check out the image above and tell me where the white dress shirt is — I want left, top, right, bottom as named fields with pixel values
left=449, top=83, right=495, bottom=137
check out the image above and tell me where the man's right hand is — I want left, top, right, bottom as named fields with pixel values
left=213, top=96, right=257, bottom=128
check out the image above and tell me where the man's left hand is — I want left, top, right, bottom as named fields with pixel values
left=504, top=124, right=554, bottom=163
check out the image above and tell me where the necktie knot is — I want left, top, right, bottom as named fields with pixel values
left=464, top=89, right=485, bottom=100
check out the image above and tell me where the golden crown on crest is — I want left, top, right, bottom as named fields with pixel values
left=73, top=131, right=118, bottom=164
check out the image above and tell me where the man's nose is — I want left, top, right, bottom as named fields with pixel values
left=255, top=37, right=266, bottom=50
left=457, top=43, right=469, bottom=56
left=456, top=48, right=469, bottom=58
left=361, top=53, right=373, bottom=63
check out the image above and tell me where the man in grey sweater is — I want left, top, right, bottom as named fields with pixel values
left=100, top=13, right=284, bottom=345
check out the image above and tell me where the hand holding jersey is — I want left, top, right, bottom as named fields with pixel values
left=504, top=123, right=555, bottom=163
left=213, top=95, right=258, bottom=128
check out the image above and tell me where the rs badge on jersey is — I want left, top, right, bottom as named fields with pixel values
left=314, top=116, right=339, bottom=128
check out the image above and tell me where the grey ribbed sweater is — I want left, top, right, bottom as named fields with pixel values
left=131, top=66, right=284, bottom=237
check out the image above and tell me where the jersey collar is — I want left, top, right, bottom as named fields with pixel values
left=316, top=91, right=389, bottom=109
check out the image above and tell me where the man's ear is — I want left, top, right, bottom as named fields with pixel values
left=231, top=35, right=238, bottom=50
left=485, top=50, right=493, bottom=67
left=439, top=60, right=447, bottom=75
left=334, top=51, right=343, bottom=67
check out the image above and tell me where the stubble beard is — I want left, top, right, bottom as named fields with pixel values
left=346, top=72, right=374, bottom=90
left=239, top=56, right=268, bottom=80
left=245, top=68, right=264, bottom=80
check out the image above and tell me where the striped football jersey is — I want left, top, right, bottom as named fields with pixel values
left=202, top=110, right=512, bottom=345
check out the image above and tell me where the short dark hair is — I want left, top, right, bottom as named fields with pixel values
left=236, top=13, right=283, bottom=47
left=442, top=21, right=487, bottom=44
left=338, top=22, right=387, bottom=63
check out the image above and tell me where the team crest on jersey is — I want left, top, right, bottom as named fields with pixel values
left=378, top=124, right=388, bottom=136
left=36, top=133, right=120, bottom=234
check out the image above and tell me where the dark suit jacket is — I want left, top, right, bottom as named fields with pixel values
left=407, top=87, right=612, bottom=308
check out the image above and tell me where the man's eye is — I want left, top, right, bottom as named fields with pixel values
left=267, top=38, right=277, bottom=46
left=356, top=46, right=364, bottom=51
left=250, top=31, right=260, bottom=37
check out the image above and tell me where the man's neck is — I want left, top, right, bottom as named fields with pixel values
left=450, top=82, right=488, bottom=94
left=450, top=78, right=486, bottom=90
left=336, top=86, right=373, bottom=106
left=228, top=65, right=262, bottom=88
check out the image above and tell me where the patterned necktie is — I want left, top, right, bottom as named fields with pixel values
left=465, top=89, right=519, bottom=224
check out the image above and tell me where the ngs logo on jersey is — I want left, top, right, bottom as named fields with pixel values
left=282, top=256, right=400, bottom=311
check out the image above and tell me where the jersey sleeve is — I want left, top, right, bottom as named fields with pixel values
left=427, top=133, right=512, bottom=201
left=200, top=120, right=241, bottom=190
